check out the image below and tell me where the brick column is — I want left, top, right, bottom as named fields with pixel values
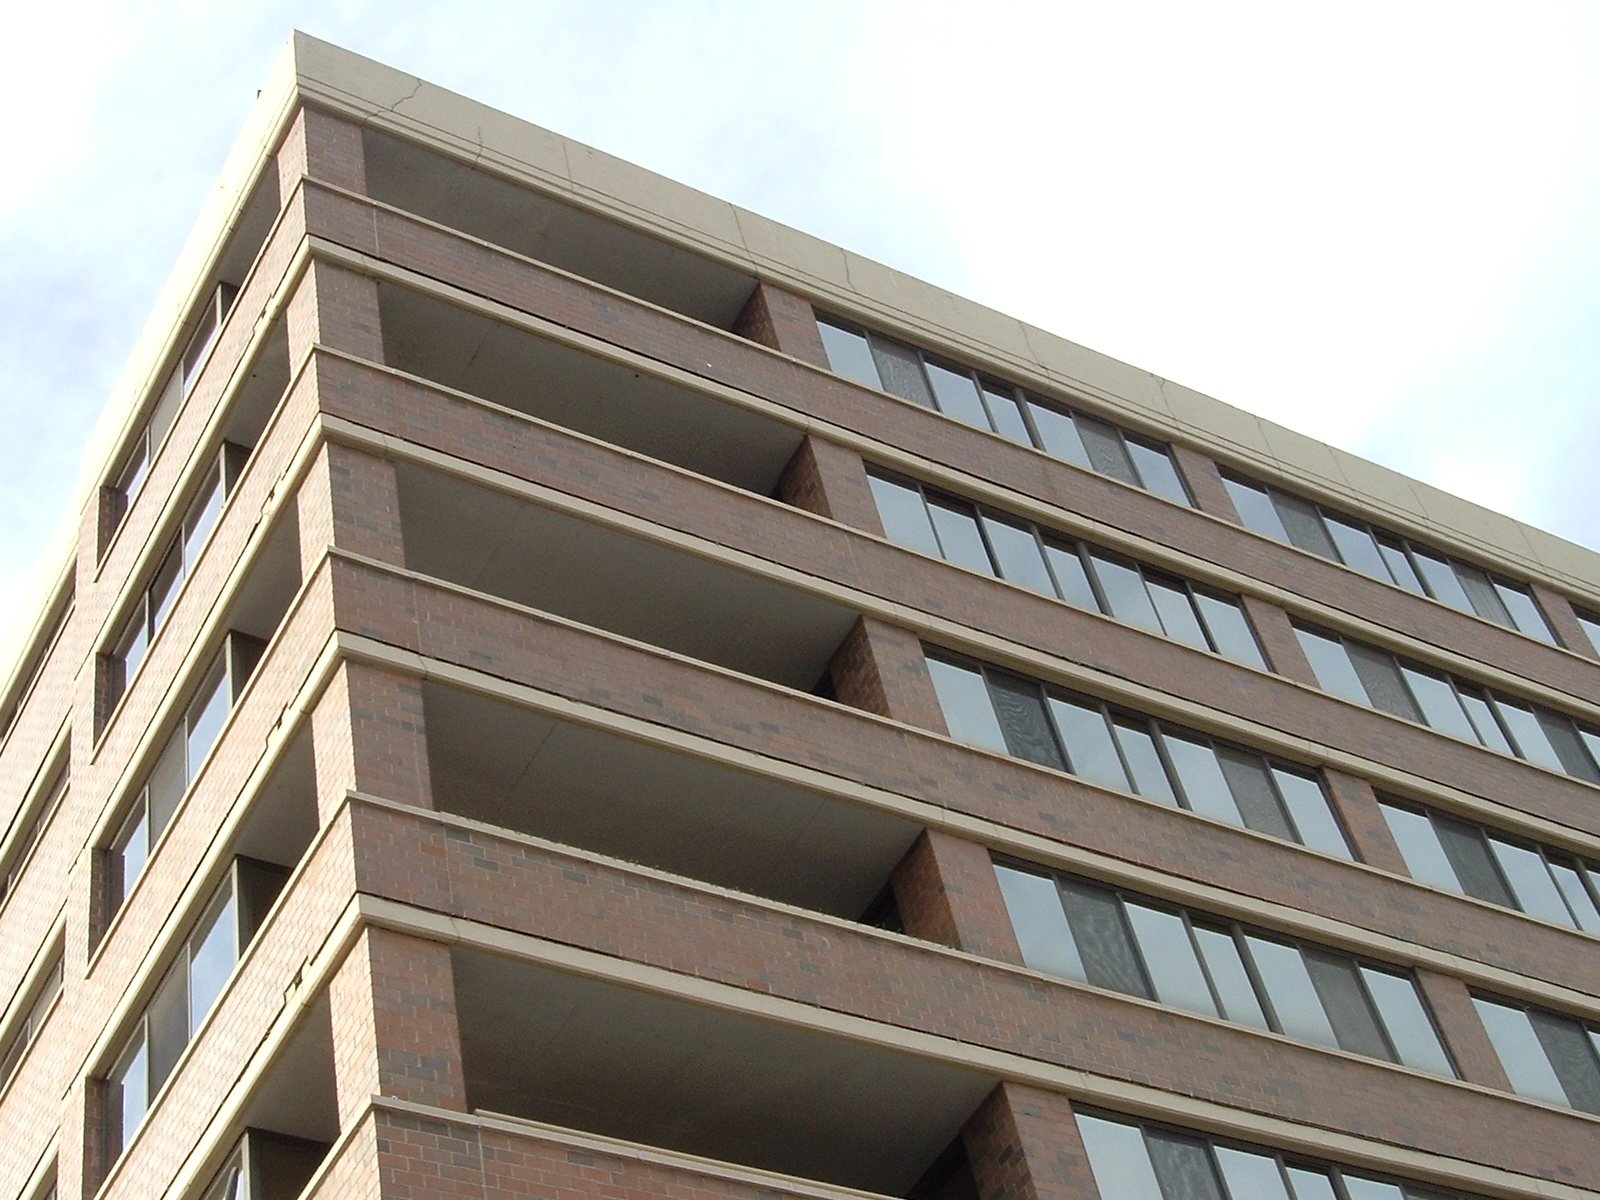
left=1239, top=595, right=1319, bottom=686
left=311, top=661, right=433, bottom=819
left=962, top=1083, right=1101, bottom=1200
left=732, top=282, right=830, bottom=368
left=58, top=1081, right=102, bottom=1200
left=1321, top=768, right=1409, bottom=874
left=277, top=106, right=368, bottom=197
left=776, top=435, right=884, bottom=535
left=1169, top=444, right=1238, bottom=523
left=285, top=260, right=384, bottom=367
left=1529, top=582, right=1594, bottom=658
left=891, top=830, right=1023, bottom=964
left=1413, top=969, right=1513, bottom=1091
left=297, top=442, right=407, bottom=579
left=828, top=617, right=947, bottom=732
left=328, top=927, right=467, bottom=1128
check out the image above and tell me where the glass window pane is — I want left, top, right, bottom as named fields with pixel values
left=928, top=498, right=995, bottom=575
left=1582, top=729, right=1600, bottom=776
left=867, top=475, right=942, bottom=558
left=1127, top=440, right=1190, bottom=506
left=926, top=659, right=1008, bottom=753
left=116, top=607, right=150, bottom=693
left=1304, top=952, right=1390, bottom=1060
left=112, top=802, right=150, bottom=906
left=1295, top=628, right=1370, bottom=705
left=1060, top=881, right=1149, bottom=997
left=188, top=881, right=239, bottom=1031
left=113, top=1034, right=150, bottom=1154
left=1224, top=477, right=1288, bottom=541
left=1113, top=720, right=1180, bottom=805
left=148, top=731, right=187, bottom=840
left=148, top=542, right=184, bottom=636
left=988, top=673, right=1066, bottom=770
left=1193, top=593, right=1266, bottom=668
left=1285, top=1166, right=1340, bottom=1200
left=1342, top=1180, right=1406, bottom=1200
left=1398, top=667, right=1476, bottom=741
left=1147, top=576, right=1210, bottom=650
left=1125, top=903, right=1217, bottom=1017
left=182, top=467, right=224, bottom=572
left=1412, top=550, right=1473, bottom=612
left=1489, top=838, right=1575, bottom=926
left=1576, top=610, right=1600, bottom=654
left=1163, top=734, right=1243, bottom=825
left=1216, top=749, right=1294, bottom=842
left=1274, top=493, right=1338, bottom=560
left=994, top=866, right=1085, bottom=981
left=816, top=320, right=881, bottom=389
left=1454, top=564, right=1511, bottom=626
left=148, top=963, right=188, bottom=1091
left=1271, top=769, right=1349, bottom=858
left=186, top=659, right=230, bottom=782
left=1048, top=697, right=1130, bottom=791
left=1324, top=515, right=1389, bottom=580
left=1346, top=643, right=1422, bottom=722
left=1087, top=552, right=1163, bottom=634
left=1076, top=1115, right=1166, bottom=1200
left=1146, top=1129, right=1226, bottom=1200
left=1244, top=936, right=1340, bottom=1049
left=1550, top=862, right=1600, bottom=934
left=1194, top=927, right=1270, bottom=1030
left=1433, top=817, right=1514, bottom=907
left=1491, top=698, right=1566, bottom=771
left=1458, top=691, right=1514, bottom=755
left=1494, top=583, right=1553, bottom=642
left=1536, top=711, right=1600, bottom=783
left=1376, top=537, right=1425, bottom=594
left=119, top=441, right=151, bottom=509
left=1026, top=401, right=1092, bottom=468
left=1528, top=1011, right=1600, bottom=1115
left=869, top=338, right=936, bottom=408
left=981, top=516, right=1056, bottom=595
left=1474, top=998, right=1568, bottom=1105
left=1042, top=541, right=1100, bottom=612
left=1214, top=1146, right=1293, bottom=1200
left=1378, top=803, right=1460, bottom=892
left=1076, top=416, right=1139, bottom=485
left=926, top=360, right=992, bottom=430
left=982, top=384, right=1032, bottom=445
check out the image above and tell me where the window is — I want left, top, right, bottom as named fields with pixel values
left=1222, top=473, right=1555, bottom=643
left=103, top=443, right=250, bottom=719
left=106, top=635, right=264, bottom=918
left=1294, top=624, right=1600, bottom=783
left=818, top=315, right=1190, bottom=504
left=1576, top=607, right=1600, bottom=657
left=0, top=762, right=67, bottom=909
left=1379, top=799, right=1600, bottom=933
left=1075, top=1110, right=1477, bottom=1200
left=104, top=859, right=287, bottom=1164
left=0, top=949, right=63, bottom=1094
left=995, top=863, right=1453, bottom=1074
left=1474, top=996, right=1600, bottom=1114
left=869, top=471, right=1265, bottom=668
left=197, top=1130, right=330, bottom=1200
left=105, top=282, right=238, bottom=540
left=926, top=653, right=1350, bottom=856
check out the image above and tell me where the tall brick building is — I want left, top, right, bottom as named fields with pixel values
left=3, top=31, right=1599, bottom=1200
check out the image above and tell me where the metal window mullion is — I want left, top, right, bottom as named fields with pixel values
left=1012, top=388, right=1050, bottom=454
left=1149, top=722, right=1201, bottom=817
left=1233, top=926, right=1287, bottom=1038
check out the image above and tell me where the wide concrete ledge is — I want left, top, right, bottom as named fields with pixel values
left=282, top=33, right=1600, bottom=600
left=315, top=555, right=1600, bottom=1009
left=292, top=181, right=1600, bottom=704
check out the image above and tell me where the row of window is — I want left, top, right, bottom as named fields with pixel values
left=109, top=283, right=238, bottom=541
left=0, top=764, right=66, bottom=914
left=1077, top=1110, right=1471, bottom=1200
left=107, top=858, right=286, bottom=1163
left=995, top=863, right=1453, bottom=1076
left=0, top=950, right=62, bottom=1097
left=815, top=314, right=1192, bottom=505
left=1380, top=799, right=1600, bottom=934
left=105, top=442, right=249, bottom=721
left=926, top=653, right=1350, bottom=857
left=868, top=471, right=1266, bottom=669
left=1222, top=473, right=1555, bottom=643
left=1295, top=625, right=1600, bottom=783
left=109, top=634, right=263, bottom=921
left=1476, top=996, right=1600, bottom=1116
left=0, top=591, right=71, bottom=748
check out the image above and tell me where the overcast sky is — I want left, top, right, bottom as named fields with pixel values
left=2, top=1, right=1597, bottom=670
